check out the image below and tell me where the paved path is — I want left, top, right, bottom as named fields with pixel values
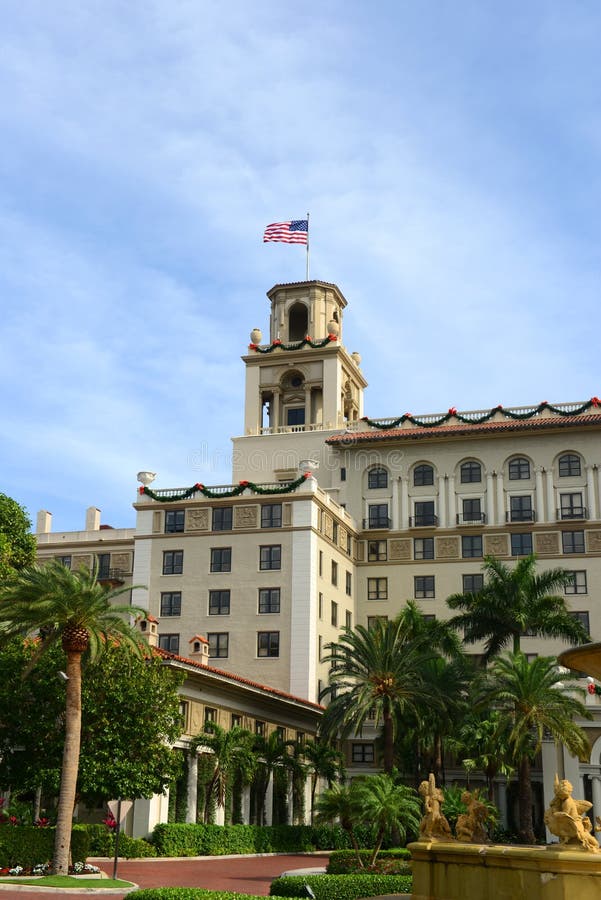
left=5, top=852, right=330, bottom=900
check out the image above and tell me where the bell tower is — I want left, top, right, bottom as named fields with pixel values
left=242, top=281, right=367, bottom=436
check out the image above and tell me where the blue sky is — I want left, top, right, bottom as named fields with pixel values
left=1, top=1, right=600, bottom=532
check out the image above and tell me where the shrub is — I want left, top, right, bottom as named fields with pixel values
left=150, top=824, right=374, bottom=857
left=130, top=892, right=290, bottom=900
left=270, top=874, right=413, bottom=900
left=84, top=825, right=157, bottom=858
left=0, top=825, right=90, bottom=868
left=326, top=849, right=411, bottom=874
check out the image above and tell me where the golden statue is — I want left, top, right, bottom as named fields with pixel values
left=544, top=775, right=600, bottom=852
left=418, top=773, right=454, bottom=841
left=455, top=790, right=489, bottom=843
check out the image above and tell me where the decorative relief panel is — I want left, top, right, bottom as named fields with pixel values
left=356, top=542, right=365, bottom=562
left=189, top=703, right=204, bottom=736
left=112, top=552, right=133, bottom=573
left=186, top=508, right=210, bottom=531
left=587, top=530, right=601, bottom=552
left=152, top=511, right=162, bottom=533
left=72, top=554, right=93, bottom=571
left=234, top=506, right=258, bottom=529
left=283, top=503, right=292, bottom=527
left=339, top=526, right=348, bottom=550
left=534, top=532, right=560, bottom=555
left=389, top=539, right=411, bottom=560
left=323, top=514, right=334, bottom=540
left=484, top=534, right=509, bottom=557
left=435, top=537, right=460, bottom=559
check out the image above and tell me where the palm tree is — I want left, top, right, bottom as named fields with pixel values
left=476, top=652, right=591, bottom=843
left=303, top=739, right=345, bottom=823
left=191, top=722, right=256, bottom=823
left=447, top=554, right=589, bottom=661
left=320, top=616, right=440, bottom=774
left=355, top=775, right=421, bottom=866
left=314, top=781, right=365, bottom=864
left=0, top=561, right=146, bottom=874
left=448, top=709, right=514, bottom=801
left=251, top=730, right=288, bottom=824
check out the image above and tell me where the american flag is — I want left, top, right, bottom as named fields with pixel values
left=263, top=220, right=308, bottom=244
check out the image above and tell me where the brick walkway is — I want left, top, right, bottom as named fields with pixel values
left=4, top=852, right=330, bottom=899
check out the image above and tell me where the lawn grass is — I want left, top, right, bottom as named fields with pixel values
left=0, top=874, right=134, bottom=888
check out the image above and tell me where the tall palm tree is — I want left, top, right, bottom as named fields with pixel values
left=191, top=722, right=256, bottom=823
left=303, top=739, right=345, bottom=823
left=355, top=774, right=421, bottom=866
left=320, top=617, right=440, bottom=774
left=477, top=652, right=591, bottom=843
left=251, top=730, right=288, bottom=824
left=447, top=554, right=589, bottom=661
left=0, top=561, right=146, bottom=874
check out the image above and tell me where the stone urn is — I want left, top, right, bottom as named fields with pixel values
left=250, top=328, right=263, bottom=345
left=327, top=319, right=340, bottom=337
left=351, top=351, right=361, bottom=366
left=137, top=471, right=157, bottom=486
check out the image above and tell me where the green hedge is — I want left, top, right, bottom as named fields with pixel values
left=151, top=824, right=375, bottom=857
left=85, top=824, right=157, bottom=858
left=0, top=825, right=90, bottom=867
left=326, top=849, right=411, bottom=874
left=270, top=874, right=413, bottom=900
left=130, top=892, right=290, bottom=900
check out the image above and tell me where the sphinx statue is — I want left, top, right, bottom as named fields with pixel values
left=544, top=774, right=600, bottom=852
left=418, top=773, right=454, bottom=841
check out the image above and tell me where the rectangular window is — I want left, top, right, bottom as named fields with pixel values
left=368, top=577, right=388, bottom=600
left=209, top=590, right=230, bottom=615
left=367, top=615, right=388, bottom=630
left=257, top=631, right=280, bottom=657
left=158, top=633, right=180, bottom=653
left=413, top=501, right=436, bottom=527
left=255, top=719, right=265, bottom=736
left=319, top=551, right=323, bottom=576
left=260, top=545, right=281, bottom=570
left=560, top=493, right=585, bottom=520
left=414, top=575, right=435, bottom=599
left=331, top=560, right=338, bottom=586
left=346, top=533, right=352, bottom=555
left=204, top=707, right=217, bottom=726
left=318, top=592, right=323, bottom=619
left=231, top=713, right=242, bottom=728
left=462, top=574, right=484, bottom=593
left=367, top=503, right=390, bottom=528
left=258, top=587, right=281, bottom=613
left=460, top=462, right=482, bottom=483
left=511, top=533, right=533, bottom=556
left=318, top=635, right=323, bottom=661
left=332, top=522, right=339, bottom=544
left=509, top=495, right=534, bottom=522
left=208, top=632, right=229, bottom=658
left=210, top=547, right=231, bottom=572
left=462, top=535, right=483, bottom=558
left=368, top=540, right=387, bottom=561
left=562, top=531, right=585, bottom=554
left=351, top=743, right=375, bottom=764
left=559, top=454, right=581, bottom=477
left=160, top=591, right=182, bottom=616
left=331, top=601, right=338, bottom=627
left=212, top=507, right=233, bottom=531
left=165, top=510, right=185, bottom=533
left=97, top=553, right=111, bottom=579
left=345, top=610, right=352, bottom=630
left=162, top=550, right=183, bottom=575
left=345, top=571, right=352, bottom=596
left=261, top=504, right=282, bottom=528
left=565, top=571, right=587, bottom=594
left=462, top=498, right=483, bottom=523
left=56, top=555, right=72, bottom=568
left=570, top=611, right=590, bottom=633
left=340, top=467, right=347, bottom=481
left=414, top=537, right=434, bottom=560
left=287, top=407, right=305, bottom=426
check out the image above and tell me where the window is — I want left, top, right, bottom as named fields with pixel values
left=346, top=533, right=352, bottom=555
left=165, top=510, right=185, bottom=533
left=414, top=464, right=434, bottom=486
left=345, top=571, right=352, bottom=596
left=367, top=503, right=389, bottom=528
left=257, top=631, right=280, bottom=657
left=255, top=719, right=265, bottom=736
left=462, top=574, right=484, bottom=593
left=352, top=743, right=375, bottom=764
left=331, top=601, right=338, bottom=627
left=368, top=467, right=388, bottom=489
left=345, top=610, right=352, bottom=630
left=97, top=553, right=111, bottom=578
left=208, top=632, right=229, bottom=658
left=204, top=707, right=217, bottom=727
left=319, top=551, right=323, bottom=576
left=210, top=547, right=231, bottom=572
left=341, top=467, right=346, bottom=481
left=318, top=592, right=323, bottom=619
left=163, top=550, right=183, bottom=575
left=509, top=495, right=534, bottom=522
left=368, top=540, right=387, bottom=561
left=261, top=504, right=282, bottom=528
left=565, top=571, right=587, bottom=594
left=460, top=461, right=482, bottom=483
left=570, top=611, right=590, bottom=633
left=231, top=713, right=242, bottom=728
left=160, top=591, right=182, bottom=616
left=318, top=635, right=323, bottom=661
left=296, top=730, right=305, bottom=745
left=511, top=533, right=533, bottom=556
left=209, top=590, right=230, bottom=615
left=286, top=407, right=305, bottom=426
left=331, top=560, right=338, bottom=586
left=212, top=507, right=233, bottom=531
left=560, top=493, right=585, bottom=519
left=367, top=615, right=388, bottom=630
left=462, top=535, right=483, bottom=558
left=258, top=587, right=280, bottom=613
left=368, top=577, right=388, bottom=600
left=179, top=700, right=189, bottom=729
left=414, top=537, right=434, bottom=560
left=275, top=726, right=285, bottom=740
left=462, top=498, right=483, bottom=523
left=260, top=545, right=281, bottom=570
left=509, top=457, right=530, bottom=480
left=56, top=555, right=72, bottom=568
left=562, top=531, right=585, bottom=554
left=332, top=522, right=338, bottom=544
left=413, top=501, right=436, bottom=527
left=414, top=575, right=435, bottom=598
left=158, top=634, right=180, bottom=653
left=559, top=454, right=581, bottom=477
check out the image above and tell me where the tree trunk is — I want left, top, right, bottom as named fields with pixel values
left=518, top=756, right=535, bottom=844
left=383, top=706, right=394, bottom=774
left=513, top=632, right=520, bottom=654
left=53, top=650, right=83, bottom=875
left=310, top=773, right=317, bottom=824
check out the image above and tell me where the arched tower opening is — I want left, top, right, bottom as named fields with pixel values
left=288, top=302, right=309, bottom=341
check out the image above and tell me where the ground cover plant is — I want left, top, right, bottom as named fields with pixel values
left=270, top=874, right=413, bottom=899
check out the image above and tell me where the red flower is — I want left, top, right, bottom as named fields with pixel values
left=194, top=483, right=204, bottom=490
left=303, top=471, right=311, bottom=479
left=248, top=343, right=258, bottom=351
left=328, top=334, right=337, bottom=341
left=591, top=397, right=601, bottom=407
left=138, top=486, right=145, bottom=495
left=305, top=335, right=312, bottom=342
left=9, top=816, right=18, bottom=825
left=541, top=400, right=548, bottom=405
left=497, top=404, right=503, bottom=410
left=239, top=480, right=249, bottom=487
left=273, top=339, right=281, bottom=346
left=588, top=683, right=596, bottom=694
left=448, top=407, right=457, bottom=416
left=404, top=413, right=413, bottom=418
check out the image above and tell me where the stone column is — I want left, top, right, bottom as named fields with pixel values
left=486, top=472, right=495, bottom=525
left=439, top=475, right=447, bottom=528
left=272, top=392, right=280, bottom=431
left=391, top=478, right=400, bottom=531
left=400, top=475, right=409, bottom=530
left=447, top=475, right=456, bottom=526
left=242, top=785, right=251, bottom=825
left=305, top=386, right=312, bottom=426
left=587, top=465, right=598, bottom=520
left=591, top=775, right=601, bottom=831
left=287, top=773, right=294, bottom=825
left=545, top=469, right=555, bottom=523
left=496, top=472, right=505, bottom=525
left=215, top=802, right=225, bottom=826
left=535, top=466, right=545, bottom=523
left=541, top=739, right=559, bottom=843
left=185, top=752, right=198, bottom=824
left=496, top=779, right=508, bottom=829
left=264, top=773, right=274, bottom=826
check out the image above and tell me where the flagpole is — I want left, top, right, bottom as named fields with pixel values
left=306, top=212, right=310, bottom=281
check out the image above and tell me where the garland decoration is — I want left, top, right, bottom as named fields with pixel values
left=360, top=397, right=601, bottom=431
left=139, top=473, right=311, bottom=503
left=249, top=335, right=337, bottom=353
left=588, top=682, right=601, bottom=696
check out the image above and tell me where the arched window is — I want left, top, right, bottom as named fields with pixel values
left=414, top=464, right=434, bottom=486
left=559, top=454, right=581, bottom=477
left=288, top=302, right=309, bottom=341
left=368, top=467, right=388, bottom=489
left=508, top=457, right=530, bottom=480
left=460, top=461, right=482, bottom=483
